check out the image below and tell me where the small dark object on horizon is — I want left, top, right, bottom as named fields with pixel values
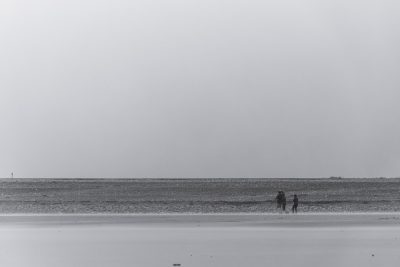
left=173, top=264, right=181, bottom=266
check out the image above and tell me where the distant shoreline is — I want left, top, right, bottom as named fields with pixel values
left=1, top=213, right=400, bottom=228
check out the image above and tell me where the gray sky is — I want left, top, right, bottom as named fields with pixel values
left=1, top=0, right=400, bottom=178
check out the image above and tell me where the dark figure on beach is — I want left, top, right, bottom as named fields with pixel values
left=275, top=191, right=287, bottom=212
left=275, top=191, right=282, bottom=209
left=281, top=192, right=286, bottom=212
left=292, top=194, right=298, bottom=213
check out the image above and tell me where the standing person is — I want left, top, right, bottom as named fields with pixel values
left=275, top=191, right=282, bottom=210
left=292, top=194, right=298, bottom=213
left=281, top=191, right=286, bottom=212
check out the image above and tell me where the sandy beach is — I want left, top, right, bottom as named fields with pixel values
left=1, top=213, right=400, bottom=267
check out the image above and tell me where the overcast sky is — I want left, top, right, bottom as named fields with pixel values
left=1, top=0, right=400, bottom=178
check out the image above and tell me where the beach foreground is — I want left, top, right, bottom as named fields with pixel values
left=1, top=214, right=400, bottom=267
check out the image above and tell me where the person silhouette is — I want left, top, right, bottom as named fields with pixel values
left=275, top=191, right=282, bottom=210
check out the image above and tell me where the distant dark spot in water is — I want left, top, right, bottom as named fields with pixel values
left=371, top=254, right=375, bottom=257
left=173, top=264, right=181, bottom=266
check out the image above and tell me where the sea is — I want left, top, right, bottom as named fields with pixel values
left=1, top=178, right=399, bottom=213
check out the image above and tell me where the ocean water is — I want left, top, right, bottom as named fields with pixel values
left=1, top=178, right=399, bottom=213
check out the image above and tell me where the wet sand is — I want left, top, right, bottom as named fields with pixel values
left=1, top=214, right=400, bottom=267
left=1, top=213, right=400, bottom=227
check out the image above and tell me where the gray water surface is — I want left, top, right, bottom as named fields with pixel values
left=1, top=178, right=399, bottom=213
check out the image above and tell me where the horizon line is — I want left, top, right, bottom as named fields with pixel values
left=1, top=177, right=399, bottom=180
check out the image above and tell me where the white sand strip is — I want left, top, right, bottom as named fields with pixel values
left=1, top=214, right=400, bottom=267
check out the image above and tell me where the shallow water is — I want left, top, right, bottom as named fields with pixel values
left=1, top=178, right=399, bottom=213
